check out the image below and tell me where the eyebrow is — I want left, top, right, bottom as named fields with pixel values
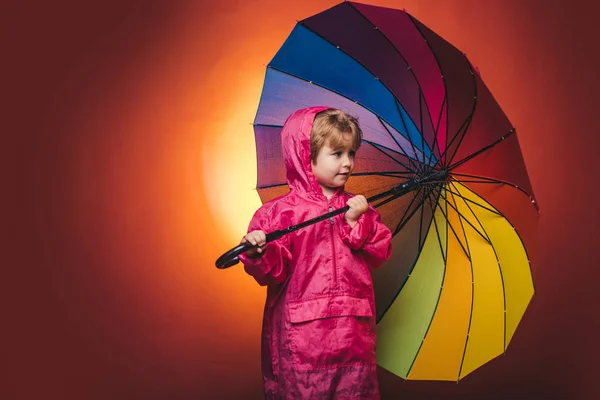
left=330, top=145, right=351, bottom=151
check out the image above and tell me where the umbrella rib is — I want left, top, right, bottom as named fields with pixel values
left=450, top=180, right=536, bottom=293
left=438, top=189, right=490, bottom=245
left=406, top=13, right=477, bottom=169
left=448, top=128, right=516, bottom=172
left=408, top=13, right=481, bottom=169
left=376, top=116, right=422, bottom=170
left=361, top=139, right=422, bottom=164
left=443, top=65, right=478, bottom=167
left=448, top=181, right=496, bottom=239
left=444, top=189, right=473, bottom=380
left=428, top=191, right=446, bottom=264
left=446, top=187, right=476, bottom=259
left=366, top=138, right=418, bottom=172
left=394, top=100, right=432, bottom=173
left=375, top=115, right=413, bottom=159
left=252, top=123, right=283, bottom=129
left=392, top=186, right=426, bottom=236
left=352, top=171, right=415, bottom=177
left=350, top=174, right=415, bottom=202
left=442, top=185, right=501, bottom=216
left=446, top=182, right=506, bottom=379
left=256, top=183, right=287, bottom=190
left=393, top=98, right=426, bottom=167
left=363, top=138, right=409, bottom=160
left=365, top=139, right=413, bottom=165
left=371, top=185, right=415, bottom=209
left=449, top=187, right=476, bottom=381
left=424, top=95, right=447, bottom=168
left=448, top=181, right=510, bottom=357
left=436, top=192, right=472, bottom=259
left=406, top=12, right=449, bottom=165
left=417, top=194, right=424, bottom=249
left=451, top=172, right=539, bottom=211
left=344, top=2, right=439, bottom=159
left=446, top=186, right=476, bottom=243
left=444, top=93, right=477, bottom=169
left=404, top=188, right=447, bottom=378
left=376, top=186, right=437, bottom=323
left=439, top=114, right=472, bottom=163
left=420, top=87, right=425, bottom=157
left=353, top=183, right=407, bottom=200
left=419, top=187, right=439, bottom=248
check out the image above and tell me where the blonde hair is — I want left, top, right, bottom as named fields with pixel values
left=310, top=109, right=363, bottom=162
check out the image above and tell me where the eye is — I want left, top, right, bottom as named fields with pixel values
left=349, top=150, right=356, bottom=158
left=333, top=151, right=342, bottom=157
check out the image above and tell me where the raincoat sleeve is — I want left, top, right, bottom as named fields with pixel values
left=340, top=206, right=392, bottom=269
left=238, top=204, right=293, bottom=286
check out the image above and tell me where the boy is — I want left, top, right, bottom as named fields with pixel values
left=240, top=106, right=392, bottom=399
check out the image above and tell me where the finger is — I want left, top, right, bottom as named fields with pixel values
left=247, top=235, right=259, bottom=246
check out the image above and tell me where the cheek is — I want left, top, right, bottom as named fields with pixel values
left=311, top=159, right=325, bottom=175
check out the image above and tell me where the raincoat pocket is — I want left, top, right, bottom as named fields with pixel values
left=287, top=296, right=375, bottom=370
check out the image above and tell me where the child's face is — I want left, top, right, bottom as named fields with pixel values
left=311, top=138, right=356, bottom=198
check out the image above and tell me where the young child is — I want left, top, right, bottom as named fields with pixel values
left=239, top=106, right=392, bottom=399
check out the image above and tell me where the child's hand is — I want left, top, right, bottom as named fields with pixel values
left=241, top=230, right=267, bottom=257
left=345, top=195, right=368, bottom=228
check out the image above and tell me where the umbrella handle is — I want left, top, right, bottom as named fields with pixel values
left=215, top=242, right=253, bottom=269
left=214, top=192, right=396, bottom=269
left=214, top=173, right=446, bottom=269
left=215, top=229, right=293, bottom=269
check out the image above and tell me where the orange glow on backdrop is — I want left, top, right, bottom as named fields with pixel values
left=7, top=0, right=600, bottom=398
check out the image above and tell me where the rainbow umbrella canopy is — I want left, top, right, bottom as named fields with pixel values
left=252, top=2, right=538, bottom=381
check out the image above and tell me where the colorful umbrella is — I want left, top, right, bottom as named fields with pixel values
left=250, top=2, right=538, bottom=381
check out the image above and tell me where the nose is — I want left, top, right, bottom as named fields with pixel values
left=342, top=154, right=352, bottom=167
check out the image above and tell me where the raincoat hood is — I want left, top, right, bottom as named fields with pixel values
left=281, top=106, right=331, bottom=196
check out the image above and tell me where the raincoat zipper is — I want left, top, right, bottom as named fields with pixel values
left=328, top=199, right=338, bottom=289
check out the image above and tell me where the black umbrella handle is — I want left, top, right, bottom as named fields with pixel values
left=214, top=171, right=446, bottom=269
left=215, top=230, right=291, bottom=269
left=215, top=208, right=349, bottom=269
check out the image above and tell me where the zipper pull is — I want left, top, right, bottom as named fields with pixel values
left=329, top=206, right=334, bottom=225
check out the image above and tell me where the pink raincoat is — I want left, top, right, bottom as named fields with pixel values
left=240, top=106, right=392, bottom=399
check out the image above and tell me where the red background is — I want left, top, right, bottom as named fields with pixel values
left=5, top=1, right=600, bottom=398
